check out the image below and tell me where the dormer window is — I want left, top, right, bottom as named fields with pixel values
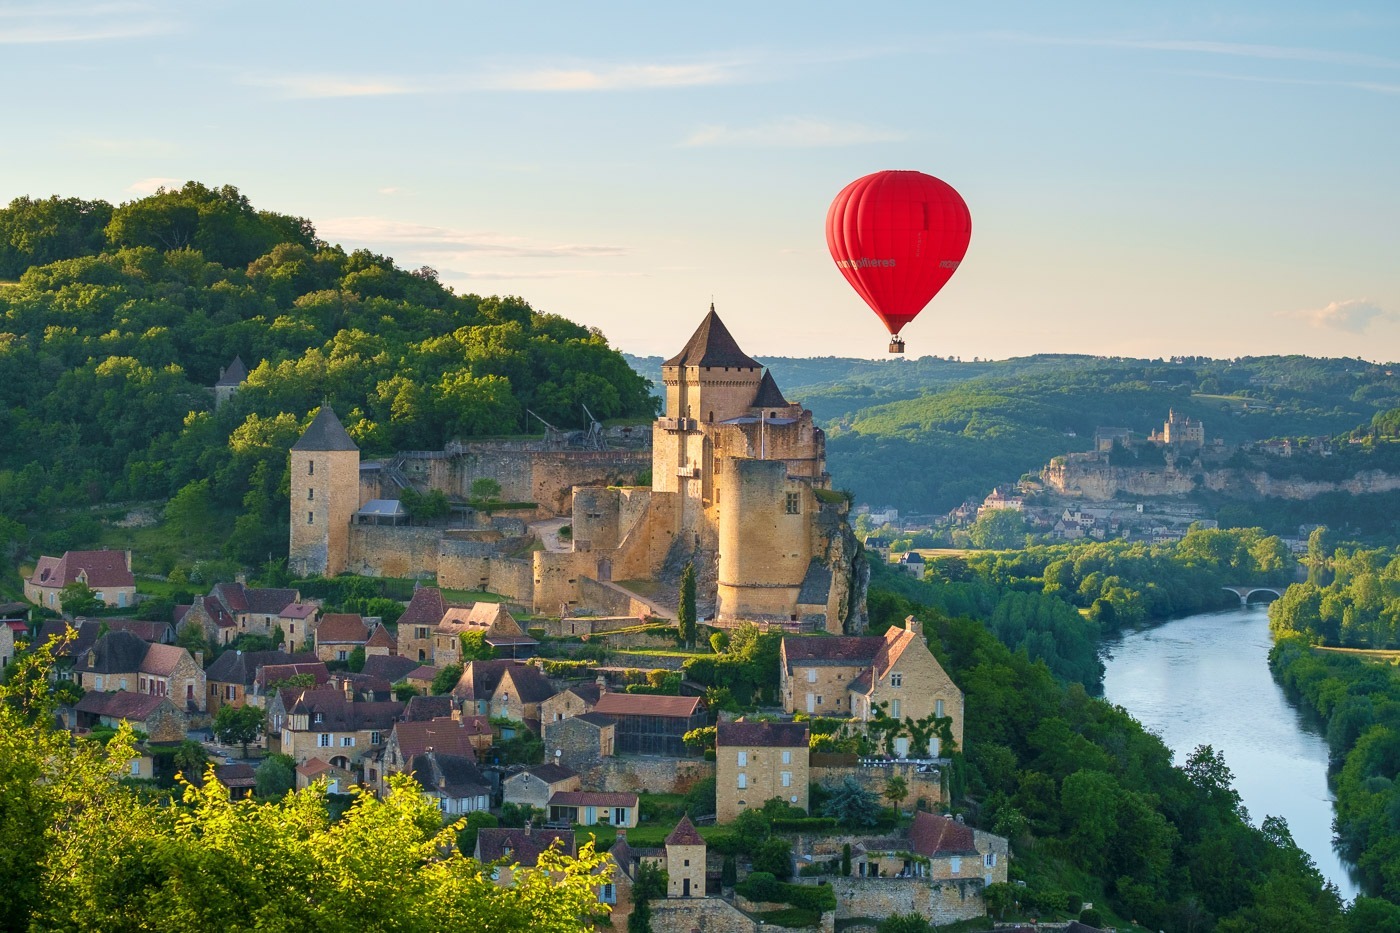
left=314, top=712, right=324, bottom=724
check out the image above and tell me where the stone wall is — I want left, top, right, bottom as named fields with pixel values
left=810, top=761, right=946, bottom=810
left=826, top=876, right=986, bottom=926
left=648, top=897, right=757, bottom=933
left=578, top=756, right=715, bottom=796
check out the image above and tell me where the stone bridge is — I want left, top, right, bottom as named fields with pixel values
left=1222, top=584, right=1285, bottom=606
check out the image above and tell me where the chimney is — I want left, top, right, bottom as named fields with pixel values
left=343, top=677, right=354, bottom=702
left=596, top=674, right=607, bottom=695
left=235, top=572, right=247, bottom=586
left=906, top=615, right=923, bottom=638
left=194, top=650, right=204, bottom=668
left=616, top=828, right=627, bottom=844
left=125, top=549, right=133, bottom=571
left=524, top=818, right=533, bottom=837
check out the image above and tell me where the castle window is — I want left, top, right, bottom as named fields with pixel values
left=308, top=489, right=314, bottom=501
left=308, top=461, right=314, bottom=476
left=785, top=493, right=800, bottom=515
left=308, top=512, right=314, bottom=524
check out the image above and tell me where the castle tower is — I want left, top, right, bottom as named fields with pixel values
left=664, top=815, right=706, bottom=898
left=289, top=407, right=361, bottom=577
left=213, top=355, right=248, bottom=410
left=717, top=457, right=812, bottom=622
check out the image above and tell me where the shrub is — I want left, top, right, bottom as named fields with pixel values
left=759, top=908, right=819, bottom=928
left=735, top=871, right=780, bottom=902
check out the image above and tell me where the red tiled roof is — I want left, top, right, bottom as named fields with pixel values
left=476, top=827, right=576, bottom=866
left=316, top=614, right=370, bottom=644
left=391, top=718, right=479, bottom=761
left=297, top=757, right=332, bottom=777
left=76, top=690, right=171, bottom=720
left=592, top=692, right=702, bottom=718
left=549, top=790, right=638, bottom=809
left=717, top=721, right=809, bottom=748
left=139, top=643, right=191, bottom=677
left=782, top=636, right=885, bottom=666
left=908, top=811, right=978, bottom=858
left=398, top=587, right=448, bottom=627
left=29, top=550, right=133, bottom=589
left=256, top=661, right=330, bottom=692
left=280, top=602, right=317, bottom=619
left=365, top=624, right=397, bottom=650
left=665, top=815, right=704, bottom=846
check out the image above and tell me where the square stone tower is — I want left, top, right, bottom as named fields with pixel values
left=664, top=815, right=706, bottom=898
left=288, top=407, right=361, bottom=577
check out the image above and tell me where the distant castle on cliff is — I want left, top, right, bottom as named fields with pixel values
left=287, top=307, right=866, bottom=634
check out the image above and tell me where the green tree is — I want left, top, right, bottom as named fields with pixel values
left=212, top=704, right=265, bottom=757
left=752, top=836, right=793, bottom=880
left=677, top=561, right=697, bottom=649
left=470, top=477, right=502, bottom=502
left=883, top=773, right=908, bottom=810
left=968, top=508, right=1028, bottom=550
left=59, top=581, right=102, bottom=616
left=820, top=777, right=882, bottom=829
left=164, top=479, right=215, bottom=544
left=347, top=645, right=366, bottom=673
left=432, top=663, right=463, bottom=695
left=841, top=842, right=852, bottom=876
left=254, top=754, right=295, bottom=799
left=460, top=630, right=493, bottom=662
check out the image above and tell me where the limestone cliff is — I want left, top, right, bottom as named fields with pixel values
left=1044, top=453, right=1400, bottom=503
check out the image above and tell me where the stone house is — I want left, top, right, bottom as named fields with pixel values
left=401, top=694, right=454, bottom=722
left=74, top=691, right=187, bottom=741
left=277, top=602, right=319, bottom=650
left=852, top=810, right=1008, bottom=887
left=450, top=659, right=555, bottom=728
left=296, top=757, right=352, bottom=793
left=174, top=595, right=240, bottom=646
left=0, top=622, right=12, bottom=669
left=365, top=623, right=397, bottom=657
left=410, top=750, right=491, bottom=815
left=898, top=551, right=925, bottom=577
left=502, top=763, right=581, bottom=810
left=213, top=763, right=258, bottom=799
left=434, top=603, right=539, bottom=666
left=361, top=653, right=420, bottom=684
left=540, top=680, right=603, bottom=725
left=715, top=720, right=810, bottom=822
left=75, top=632, right=206, bottom=713
left=314, top=614, right=370, bottom=663
left=406, top=664, right=439, bottom=694
left=665, top=816, right=706, bottom=898
left=781, top=616, right=964, bottom=757
left=251, top=661, right=330, bottom=707
left=544, top=712, right=617, bottom=772
left=547, top=790, right=639, bottom=828
left=35, top=619, right=105, bottom=682
left=207, top=582, right=301, bottom=639
left=590, top=692, right=706, bottom=757
left=273, top=683, right=403, bottom=771
left=397, top=586, right=448, bottom=664
left=475, top=825, right=577, bottom=888
left=204, top=649, right=313, bottom=715
left=374, top=715, right=491, bottom=794
left=25, top=549, right=136, bottom=611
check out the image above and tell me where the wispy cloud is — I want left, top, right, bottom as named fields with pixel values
left=125, top=176, right=183, bottom=195
left=991, top=33, right=1400, bottom=69
left=0, top=2, right=174, bottom=44
left=376, top=187, right=405, bottom=196
left=681, top=117, right=905, bottom=148
left=318, top=216, right=628, bottom=260
left=246, top=55, right=749, bottom=99
left=1290, top=298, right=1399, bottom=333
left=1178, top=69, right=1400, bottom=95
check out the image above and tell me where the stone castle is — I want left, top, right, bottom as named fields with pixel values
left=289, top=307, right=867, bottom=633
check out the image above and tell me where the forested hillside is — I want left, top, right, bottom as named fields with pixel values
left=0, top=184, right=653, bottom=568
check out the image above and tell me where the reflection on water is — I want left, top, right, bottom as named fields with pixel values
left=1102, top=606, right=1362, bottom=900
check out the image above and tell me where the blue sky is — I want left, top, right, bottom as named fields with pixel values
left=2, top=1, right=1398, bottom=361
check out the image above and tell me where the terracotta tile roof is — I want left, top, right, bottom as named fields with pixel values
left=781, top=636, right=885, bottom=666
left=664, top=307, right=761, bottom=369
left=291, top=406, right=358, bottom=452
left=717, top=721, right=810, bottom=748
left=592, top=692, right=703, bottom=719
left=365, top=624, right=397, bottom=650
left=297, top=757, right=332, bottom=777
left=316, top=614, right=370, bottom=644
left=213, top=763, right=257, bottom=789
left=76, top=690, right=170, bottom=720
left=398, top=587, right=448, bottom=627
left=476, top=827, right=576, bottom=865
left=391, top=717, right=479, bottom=760
left=549, top=790, right=638, bottom=809
left=29, top=550, right=133, bottom=590
left=256, top=662, right=330, bottom=692
left=280, top=602, right=317, bottom=619
left=138, top=643, right=193, bottom=677
left=361, top=654, right=418, bottom=683
left=908, top=811, right=978, bottom=858
left=402, top=695, right=454, bottom=722
left=665, top=815, right=705, bottom=846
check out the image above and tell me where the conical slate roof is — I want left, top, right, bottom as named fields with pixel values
left=292, top=407, right=359, bottom=452
left=752, top=370, right=788, bottom=408
left=216, top=355, right=248, bottom=386
left=664, top=305, right=761, bottom=369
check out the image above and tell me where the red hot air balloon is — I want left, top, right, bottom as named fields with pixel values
left=825, top=170, right=971, bottom=353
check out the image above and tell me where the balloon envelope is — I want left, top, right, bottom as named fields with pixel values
left=825, top=170, right=971, bottom=336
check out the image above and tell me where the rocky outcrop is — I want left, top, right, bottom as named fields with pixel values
left=1044, top=454, right=1400, bottom=503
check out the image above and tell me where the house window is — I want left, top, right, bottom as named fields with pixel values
left=950, top=857, right=961, bottom=873
left=308, top=489, right=314, bottom=501
left=737, top=773, right=747, bottom=789
left=816, top=696, right=823, bottom=705
left=890, top=672, right=902, bottom=688
left=806, top=668, right=816, bottom=683
left=985, top=853, right=996, bottom=867
left=309, top=461, right=314, bottom=475
left=187, top=684, right=194, bottom=700
left=318, top=733, right=331, bottom=747
left=599, top=883, right=616, bottom=904
left=891, top=699, right=901, bottom=719
left=314, top=713, right=324, bottom=724
left=782, top=750, right=791, bottom=765
left=308, top=511, right=314, bottom=524
left=785, top=492, right=800, bottom=515
left=370, top=731, right=381, bottom=744
left=341, top=736, right=355, bottom=747
left=337, top=650, right=348, bottom=661
left=935, top=699, right=945, bottom=717
left=226, top=685, right=237, bottom=700
left=737, top=751, right=747, bottom=766
left=781, top=771, right=792, bottom=787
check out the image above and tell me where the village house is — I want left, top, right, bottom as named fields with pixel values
left=397, top=586, right=448, bottom=663
left=204, top=649, right=314, bottom=715
left=715, top=720, right=810, bottom=822
left=250, top=660, right=330, bottom=707
left=76, top=618, right=174, bottom=644
left=475, top=825, right=577, bottom=888
left=25, top=549, right=136, bottom=610
left=851, top=810, right=1008, bottom=886
left=451, top=659, right=556, bottom=728
left=73, top=690, right=187, bottom=742
left=0, top=620, right=12, bottom=669
left=548, top=790, right=639, bottom=828
left=664, top=816, right=707, bottom=898
left=174, top=595, right=238, bottom=645
left=295, top=757, right=352, bottom=793
left=590, top=691, right=706, bottom=758
left=277, top=602, right=319, bottom=649
left=271, top=681, right=403, bottom=771
left=405, top=664, right=439, bottom=694
left=374, top=715, right=493, bottom=793
left=213, top=763, right=258, bottom=799
left=434, top=603, right=538, bottom=666
left=544, top=712, right=617, bottom=772
left=75, top=631, right=206, bottom=713
left=365, top=623, right=397, bottom=658
left=174, top=582, right=304, bottom=645
left=35, top=619, right=105, bottom=681
left=863, top=535, right=892, bottom=561
left=781, top=616, right=964, bottom=757
left=360, top=653, right=420, bottom=685
left=409, top=749, right=491, bottom=815
left=314, top=613, right=370, bottom=663
left=503, top=763, right=581, bottom=810
left=401, top=694, right=455, bottom=722
left=540, top=679, right=603, bottom=724
left=898, top=551, right=925, bottom=577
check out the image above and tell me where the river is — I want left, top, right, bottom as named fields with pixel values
left=1101, top=605, right=1363, bottom=901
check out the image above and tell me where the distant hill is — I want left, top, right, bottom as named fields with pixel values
left=626, top=352, right=1400, bottom=514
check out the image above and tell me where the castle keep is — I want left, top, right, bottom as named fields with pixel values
left=288, top=307, right=866, bottom=633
